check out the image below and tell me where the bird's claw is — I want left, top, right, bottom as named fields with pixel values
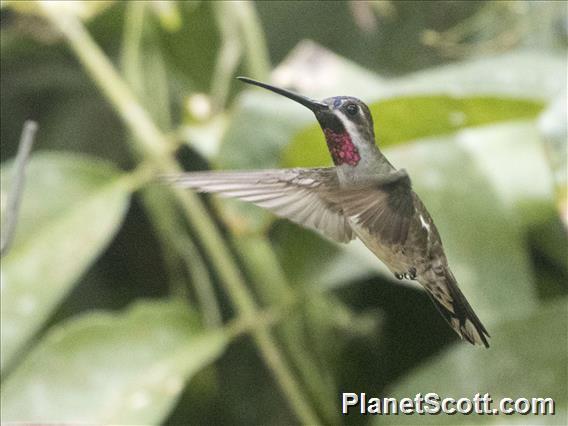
left=394, top=267, right=417, bottom=281
left=408, top=267, right=417, bottom=279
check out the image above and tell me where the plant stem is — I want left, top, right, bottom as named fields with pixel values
left=236, top=235, right=337, bottom=421
left=120, top=0, right=212, bottom=307
left=233, top=1, right=271, bottom=80
left=121, top=1, right=145, bottom=98
left=1, top=121, right=38, bottom=257
left=38, top=5, right=320, bottom=424
left=144, top=188, right=223, bottom=327
left=211, top=2, right=243, bottom=114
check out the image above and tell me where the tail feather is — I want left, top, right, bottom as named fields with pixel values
left=425, top=270, right=490, bottom=348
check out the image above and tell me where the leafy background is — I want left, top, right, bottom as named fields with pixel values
left=1, top=1, right=567, bottom=425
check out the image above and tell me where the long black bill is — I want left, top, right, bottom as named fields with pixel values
left=237, top=76, right=328, bottom=112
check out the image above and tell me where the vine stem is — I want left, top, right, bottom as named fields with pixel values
left=233, top=0, right=271, bottom=79
left=37, top=3, right=320, bottom=424
left=1, top=121, right=38, bottom=257
left=120, top=1, right=219, bottom=322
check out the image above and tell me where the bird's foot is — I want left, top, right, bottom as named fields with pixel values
left=394, top=267, right=417, bottom=281
left=408, top=267, right=417, bottom=280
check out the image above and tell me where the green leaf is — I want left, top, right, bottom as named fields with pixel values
left=388, top=51, right=566, bottom=100
left=217, top=91, right=315, bottom=170
left=273, top=45, right=565, bottom=102
left=0, top=152, right=131, bottom=373
left=381, top=299, right=567, bottom=425
left=455, top=121, right=555, bottom=223
left=155, top=2, right=220, bottom=92
left=0, top=300, right=228, bottom=424
left=538, top=95, right=568, bottom=229
left=3, top=0, right=115, bottom=21
left=283, top=96, right=544, bottom=168
left=270, top=220, right=382, bottom=290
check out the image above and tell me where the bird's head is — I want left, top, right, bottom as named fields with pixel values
left=237, top=77, right=376, bottom=167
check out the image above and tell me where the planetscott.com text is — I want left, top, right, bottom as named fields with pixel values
left=341, top=392, right=555, bottom=416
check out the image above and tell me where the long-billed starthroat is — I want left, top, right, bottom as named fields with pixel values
left=169, top=77, right=490, bottom=348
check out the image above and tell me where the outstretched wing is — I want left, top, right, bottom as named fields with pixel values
left=167, top=168, right=354, bottom=242
left=331, top=169, right=415, bottom=245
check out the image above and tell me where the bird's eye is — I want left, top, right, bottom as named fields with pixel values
left=346, top=103, right=358, bottom=116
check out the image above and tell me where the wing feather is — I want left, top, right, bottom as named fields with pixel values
left=168, top=167, right=415, bottom=245
left=330, top=170, right=415, bottom=246
left=167, top=168, right=354, bottom=243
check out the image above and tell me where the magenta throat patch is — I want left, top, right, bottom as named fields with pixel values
left=323, top=129, right=361, bottom=166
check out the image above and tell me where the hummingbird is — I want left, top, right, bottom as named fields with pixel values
left=170, top=77, right=490, bottom=348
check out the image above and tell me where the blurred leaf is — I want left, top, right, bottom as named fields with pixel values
left=274, top=43, right=565, bottom=100
left=384, top=51, right=566, bottom=100
left=210, top=2, right=243, bottom=113
left=179, top=115, right=229, bottom=160
left=271, top=221, right=385, bottom=290
left=121, top=1, right=172, bottom=131
left=530, top=216, right=568, bottom=277
left=217, top=91, right=314, bottom=170
left=149, top=1, right=182, bottom=32
left=0, top=300, right=228, bottom=424
left=456, top=121, right=555, bottom=223
left=271, top=40, right=387, bottom=100
left=538, top=95, right=568, bottom=229
left=374, top=97, right=543, bottom=147
left=0, top=153, right=131, bottom=372
left=156, top=2, right=219, bottom=92
left=283, top=95, right=544, bottom=168
left=3, top=0, right=114, bottom=21
left=383, top=298, right=567, bottom=425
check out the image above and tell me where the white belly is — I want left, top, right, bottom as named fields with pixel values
left=349, top=220, right=411, bottom=274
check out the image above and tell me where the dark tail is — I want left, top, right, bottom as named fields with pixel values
left=425, top=270, right=490, bottom=348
